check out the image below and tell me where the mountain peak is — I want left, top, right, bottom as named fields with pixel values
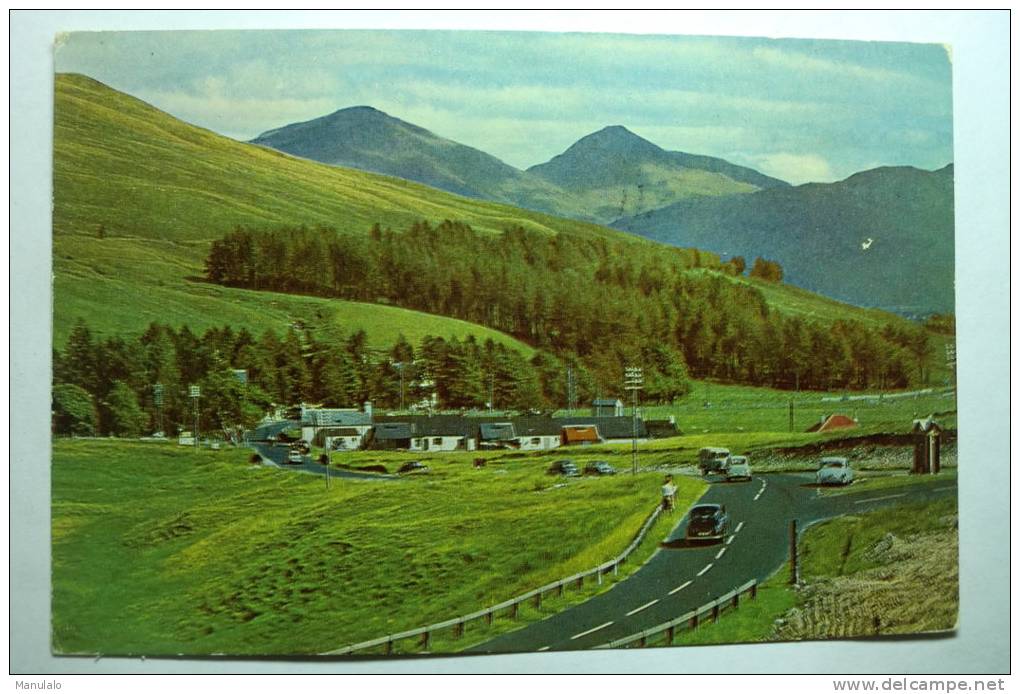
left=570, top=125, right=661, bottom=153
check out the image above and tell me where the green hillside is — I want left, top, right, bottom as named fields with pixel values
left=53, top=73, right=925, bottom=376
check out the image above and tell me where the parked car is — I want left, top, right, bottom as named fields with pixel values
left=548, top=459, right=581, bottom=477
left=816, top=457, right=853, bottom=486
left=398, top=461, right=430, bottom=475
left=685, top=503, right=730, bottom=542
left=725, top=455, right=752, bottom=482
left=698, top=447, right=731, bottom=476
left=286, top=448, right=304, bottom=464
left=584, top=460, right=617, bottom=476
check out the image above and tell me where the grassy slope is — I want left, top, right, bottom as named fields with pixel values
left=52, top=73, right=913, bottom=354
left=51, top=440, right=704, bottom=656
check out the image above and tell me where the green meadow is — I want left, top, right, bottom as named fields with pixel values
left=52, top=440, right=704, bottom=656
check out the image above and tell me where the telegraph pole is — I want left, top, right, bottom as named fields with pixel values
left=624, top=366, right=643, bottom=475
left=153, top=383, right=164, bottom=436
left=395, top=362, right=405, bottom=412
left=189, top=384, right=201, bottom=448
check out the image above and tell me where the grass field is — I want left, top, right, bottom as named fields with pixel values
left=673, top=495, right=958, bottom=645
left=51, top=440, right=704, bottom=656
left=637, top=380, right=957, bottom=435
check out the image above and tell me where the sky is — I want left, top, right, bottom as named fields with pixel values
left=54, top=29, right=953, bottom=184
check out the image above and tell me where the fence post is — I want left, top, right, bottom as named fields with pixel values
left=576, top=575, right=584, bottom=589
left=385, top=639, right=393, bottom=655
left=638, top=635, right=647, bottom=648
left=690, top=612, right=699, bottom=629
left=666, top=625, right=675, bottom=645
left=534, top=591, right=542, bottom=608
left=711, top=602, right=720, bottom=622
left=751, top=582, right=758, bottom=600
left=453, top=621, right=464, bottom=638
left=510, top=601, right=519, bottom=620
left=557, top=582, right=564, bottom=597
left=598, top=569, right=603, bottom=586
left=419, top=631, right=430, bottom=650
left=614, top=562, right=619, bottom=577
left=486, top=610, right=493, bottom=626
left=732, top=592, right=740, bottom=609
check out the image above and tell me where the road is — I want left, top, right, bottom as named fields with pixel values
left=251, top=421, right=398, bottom=482
left=470, top=471, right=957, bottom=653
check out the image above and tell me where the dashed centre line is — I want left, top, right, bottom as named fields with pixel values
left=536, top=646, right=550, bottom=652
left=734, top=521, right=744, bottom=533
left=725, top=535, right=735, bottom=545
left=625, top=599, right=659, bottom=616
left=570, top=621, right=614, bottom=640
left=715, top=547, right=727, bottom=560
left=669, top=580, right=692, bottom=595
left=697, top=563, right=713, bottom=576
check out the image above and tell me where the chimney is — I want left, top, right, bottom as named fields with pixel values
left=363, top=401, right=373, bottom=416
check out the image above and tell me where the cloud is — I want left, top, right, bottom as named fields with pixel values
left=749, top=152, right=836, bottom=184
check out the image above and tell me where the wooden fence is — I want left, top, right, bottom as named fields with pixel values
left=595, top=578, right=758, bottom=649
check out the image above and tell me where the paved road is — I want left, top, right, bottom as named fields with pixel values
left=251, top=421, right=398, bottom=482
left=470, top=472, right=957, bottom=653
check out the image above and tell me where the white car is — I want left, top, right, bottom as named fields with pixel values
left=816, top=457, right=853, bottom=485
left=286, top=449, right=305, bottom=464
left=725, top=456, right=752, bottom=482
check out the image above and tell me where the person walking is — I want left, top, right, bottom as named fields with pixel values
left=661, top=474, right=677, bottom=512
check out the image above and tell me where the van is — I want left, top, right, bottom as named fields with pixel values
left=698, top=447, right=731, bottom=476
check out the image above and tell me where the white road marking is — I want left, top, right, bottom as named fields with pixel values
left=669, top=580, right=692, bottom=595
left=854, top=492, right=908, bottom=505
left=625, top=599, right=659, bottom=616
left=715, top=547, right=727, bottom=560
left=725, top=536, right=735, bottom=545
left=537, top=646, right=550, bottom=652
left=735, top=521, right=744, bottom=533
left=753, top=491, right=763, bottom=501
left=570, top=621, right=614, bottom=640
left=697, top=563, right=713, bottom=576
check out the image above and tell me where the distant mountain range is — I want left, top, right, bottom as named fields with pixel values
left=250, top=104, right=953, bottom=316
left=612, top=164, right=956, bottom=315
left=250, top=110, right=786, bottom=223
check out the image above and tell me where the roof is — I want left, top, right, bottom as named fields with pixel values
left=563, top=426, right=601, bottom=443
left=912, top=416, right=944, bottom=434
left=592, top=399, right=623, bottom=406
left=373, top=422, right=415, bottom=440
left=807, top=414, right=857, bottom=433
left=304, top=409, right=372, bottom=427
left=558, top=416, right=647, bottom=439
left=316, top=427, right=364, bottom=437
left=479, top=423, right=516, bottom=441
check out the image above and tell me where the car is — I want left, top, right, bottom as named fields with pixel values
left=698, top=447, right=731, bottom=476
left=816, top=457, right=853, bottom=485
left=584, top=460, right=617, bottom=476
left=286, top=448, right=304, bottom=464
left=398, top=461, right=430, bottom=475
left=548, top=459, right=581, bottom=477
left=685, top=503, right=730, bottom=542
left=725, top=455, right=752, bottom=481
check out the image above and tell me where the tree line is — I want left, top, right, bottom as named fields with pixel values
left=51, top=320, right=691, bottom=437
left=204, top=220, right=932, bottom=392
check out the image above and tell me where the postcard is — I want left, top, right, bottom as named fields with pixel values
left=50, top=28, right=957, bottom=657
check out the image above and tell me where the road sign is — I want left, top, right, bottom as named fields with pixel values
left=189, top=385, right=201, bottom=398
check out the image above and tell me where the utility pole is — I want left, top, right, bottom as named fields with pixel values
left=189, top=385, right=201, bottom=448
left=153, top=383, right=164, bottom=436
left=789, top=519, right=800, bottom=585
left=566, top=367, right=575, bottom=415
left=489, top=372, right=495, bottom=415
left=395, top=362, right=405, bottom=412
left=624, top=366, right=643, bottom=475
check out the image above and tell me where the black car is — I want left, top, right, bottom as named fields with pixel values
left=584, top=460, right=617, bottom=476
left=685, top=504, right=730, bottom=542
left=397, top=461, right=429, bottom=475
left=548, top=460, right=581, bottom=477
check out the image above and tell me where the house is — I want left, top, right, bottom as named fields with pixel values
left=646, top=416, right=681, bottom=439
left=558, top=415, right=648, bottom=442
left=478, top=422, right=516, bottom=449
left=300, top=408, right=373, bottom=448
left=592, top=398, right=625, bottom=417
left=370, top=415, right=477, bottom=452
left=806, top=414, right=857, bottom=433
left=368, top=421, right=416, bottom=450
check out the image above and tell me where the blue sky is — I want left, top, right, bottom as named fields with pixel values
left=55, top=29, right=953, bottom=184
